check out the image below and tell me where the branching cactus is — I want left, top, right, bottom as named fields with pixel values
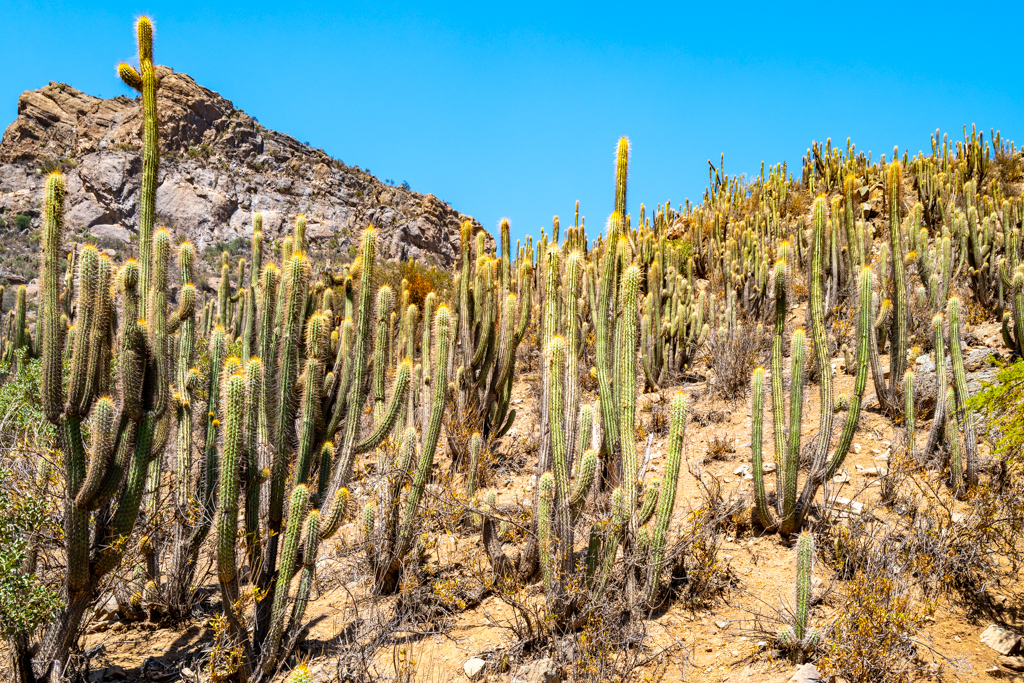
left=868, top=162, right=911, bottom=417
left=452, top=219, right=530, bottom=448
left=33, top=167, right=169, bottom=675
left=362, top=305, right=452, bottom=593
left=753, top=200, right=871, bottom=535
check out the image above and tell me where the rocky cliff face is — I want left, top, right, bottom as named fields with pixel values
left=0, top=67, right=484, bottom=283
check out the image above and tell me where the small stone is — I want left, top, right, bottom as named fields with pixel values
left=464, top=658, right=486, bottom=680
left=852, top=443, right=861, bottom=453
left=505, top=427, right=518, bottom=438
left=755, top=641, right=768, bottom=650
left=733, top=465, right=749, bottom=476
left=715, top=620, right=728, bottom=629
left=863, top=467, right=887, bottom=477
left=981, top=624, right=1022, bottom=655
left=762, top=462, right=776, bottom=473
left=953, top=636, right=961, bottom=643
left=515, top=658, right=559, bottom=683
left=999, top=656, right=1024, bottom=672
left=787, top=663, right=823, bottom=682
left=832, top=471, right=850, bottom=484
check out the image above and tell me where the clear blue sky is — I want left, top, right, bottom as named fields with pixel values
left=3, top=1, right=1023, bottom=246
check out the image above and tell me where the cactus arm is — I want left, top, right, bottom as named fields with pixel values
left=806, top=198, right=835, bottom=478
left=352, top=359, right=411, bottom=454
left=261, top=484, right=310, bottom=671
left=334, top=229, right=378, bottom=486
left=794, top=531, right=815, bottom=642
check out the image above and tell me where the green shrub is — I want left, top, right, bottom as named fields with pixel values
left=0, top=353, right=56, bottom=445
left=967, top=359, right=1024, bottom=456
left=13, top=215, right=31, bottom=231
left=0, top=467, right=61, bottom=638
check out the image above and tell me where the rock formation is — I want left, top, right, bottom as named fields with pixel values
left=0, top=67, right=485, bottom=284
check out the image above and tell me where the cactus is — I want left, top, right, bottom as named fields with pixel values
left=32, top=89, right=168, bottom=672
left=924, top=314, right=948, bottom=458
left=778, top=531, right=820, bottom=658
left=757, top=240, right=871, bottom=535
left=537, top=471, right=555, bottom=593
left=643, top=391, right=686, bottom=604
left=365, top=305, right=452, bottom=593
left=947, top=297, right=978, bottom=489
left=118, top=16, right=159, bottom=316
left=40, top=173, right=65, bottom=422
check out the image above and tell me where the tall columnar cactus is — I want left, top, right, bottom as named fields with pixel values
left=118, top=16, right=159, bottom=316
left=778, top=531, right=820, bottom=658
left=40, top=173, right=65, bottom=423
left=617, top=265, right=641, bottom=535
left=643, top=391, right=686, bottom=604
left=925, top=313, right=948, bottom=458
left=947, top=297, right=978, bottom=489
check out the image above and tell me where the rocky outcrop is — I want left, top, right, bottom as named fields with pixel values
left=0, top=68, right=485, bottom=279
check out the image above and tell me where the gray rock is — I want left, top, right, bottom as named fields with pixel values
left=514, top=658, right=560, bottom=683
left=0, top=71, right=488, bottom=282
left=90, top=224, right=132, bottom=243
left=787, top=663, right=823, bottom=682
left=981, top=624, right=1022, bottom=655
left=1000, top=655, right=1024, bottom=672
left=463, top=658, right=486, bottom=680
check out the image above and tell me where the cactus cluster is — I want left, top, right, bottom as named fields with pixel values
left=11, top=14, right=1024, bottom=676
